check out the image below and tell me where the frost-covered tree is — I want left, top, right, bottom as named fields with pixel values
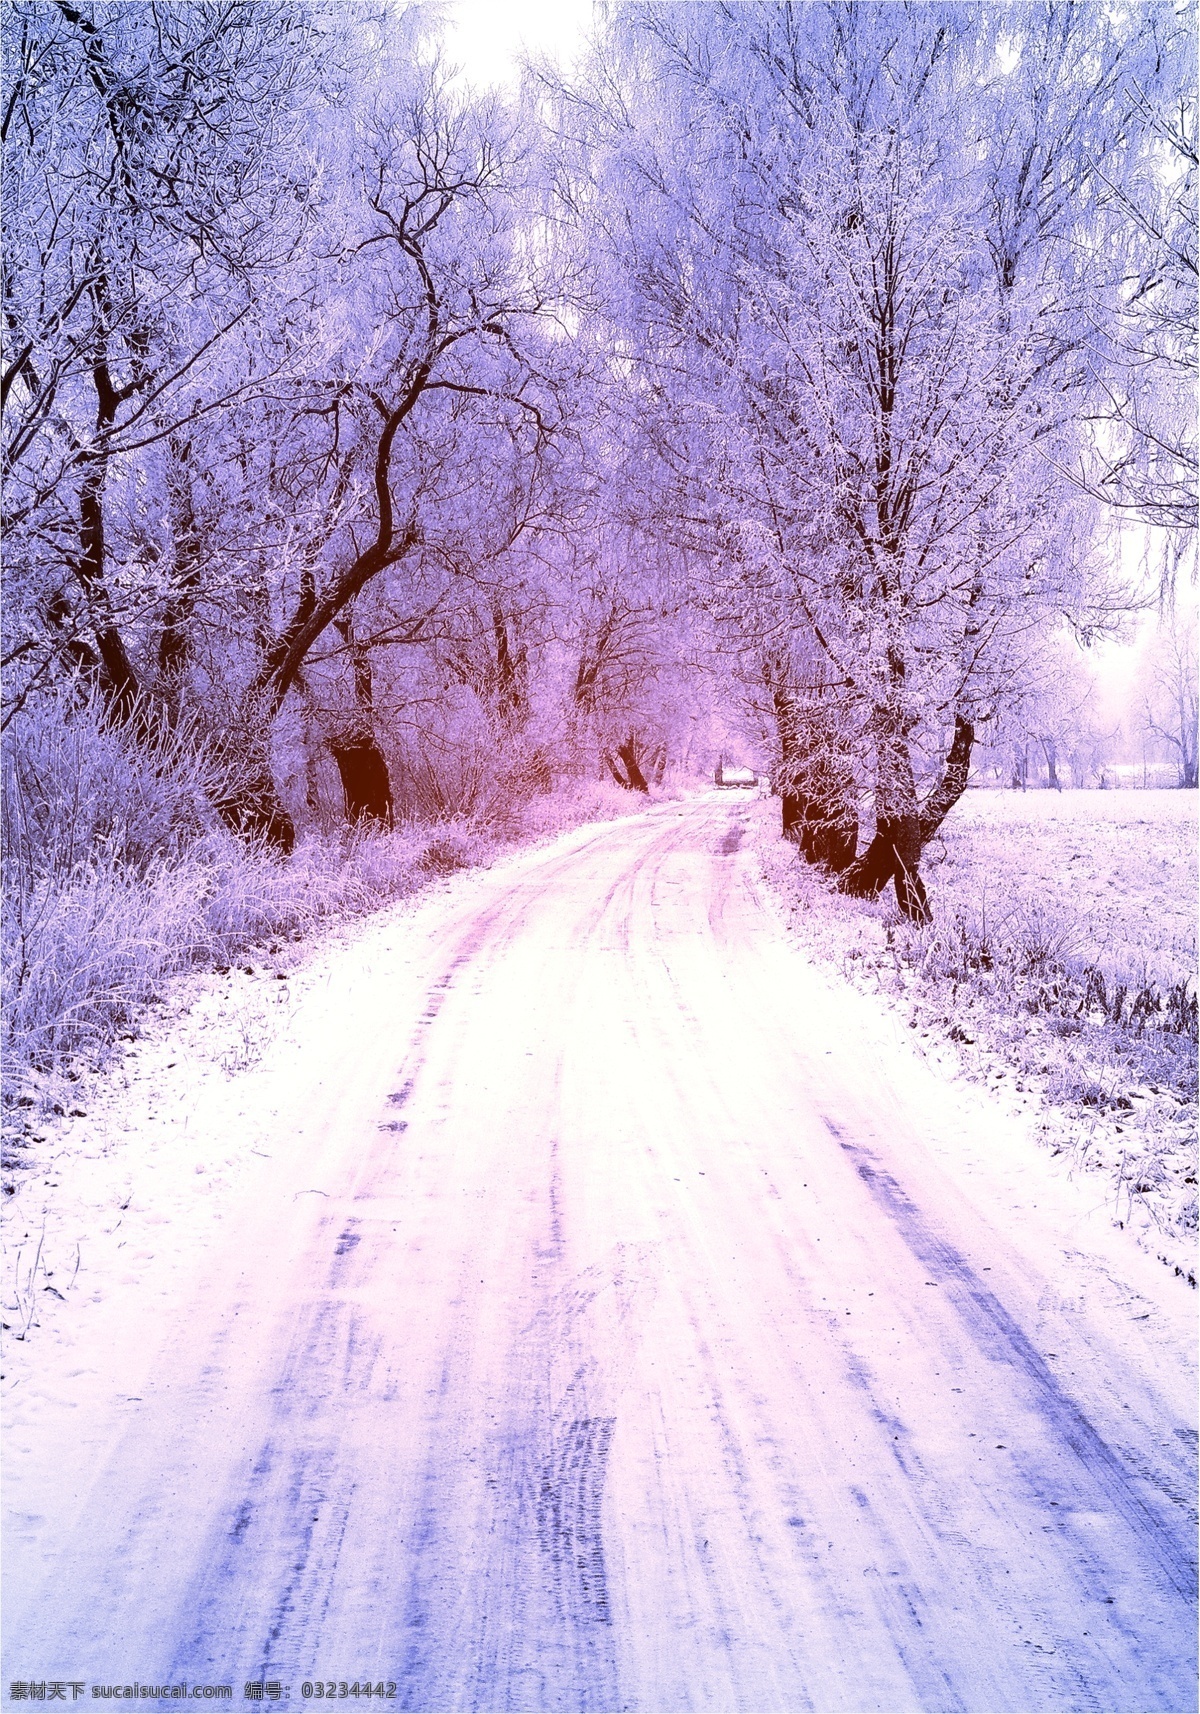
left=1080, top=0, right=1198, bottom=551
left=550, top=0, right=1147, bottom=916
left=1139, top=608, right=1199, bottom=787
left=3, top=5, right=576, bottom=844
left=1, top=0, right=324, bottom=730
left=200, top=54, right=572, bottom=840
left=6, top=0, right=1189, bottom=868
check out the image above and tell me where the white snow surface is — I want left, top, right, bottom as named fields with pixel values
left=938, top=786, right=1197, bottom=987
left=2, top=795, right=1196, bottom=1711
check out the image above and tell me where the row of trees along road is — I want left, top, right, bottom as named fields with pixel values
left=2, top=1, right=1196, bottom=913
left=2, top=3, right=709, bottom=849
left=547, top=0, right=1197, bottom=918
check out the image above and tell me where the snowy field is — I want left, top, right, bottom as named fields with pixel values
left=933, top=788, right=1197, bottom=990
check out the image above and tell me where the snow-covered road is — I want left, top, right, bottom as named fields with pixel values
left=4, top=796, right=1197, bottom=1711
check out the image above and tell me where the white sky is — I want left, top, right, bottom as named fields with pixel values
left=445, top=0, right=595, bottom=89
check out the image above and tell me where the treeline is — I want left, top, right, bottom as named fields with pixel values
left=554, top=2, right=1196, bottom=916
left=2, top=1, right=707, bottom=867
left=2, top=1, right=1196, bottom=907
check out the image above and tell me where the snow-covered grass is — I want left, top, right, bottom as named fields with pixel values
left=3, top=830, right=426, bottom=1077
left=927, top=788, right=1197, bottom=994
left=754, top=787, right=1198, bottom=1279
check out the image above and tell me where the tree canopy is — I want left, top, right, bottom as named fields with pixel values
left=3, top=0, right=1195, bottom=905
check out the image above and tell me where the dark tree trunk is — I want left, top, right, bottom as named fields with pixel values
left=492, top=605, right=529, bottom=728
left=918, top=715, right=975, bottom=843
left=840, top=714, right=974, bottom=924
left=75, top=447, right=141, bottom=724
left=607, top=735, right=650, bottom=792
left=331, top=740, right=394, bottom=827
left=326, top=605, right=394, bottom=827
left=809, top=812, right=858, bottom=872
left=782, top=789, right=858, bottom=871
left=892, top=829, right=930, bottom=922
left=840, top=707, right=930, bottom=923
left=156, top=437, right=201, bottom=700
left=780, top=791, right=805, bottom=843
left=840, top=814, right=929, bottom=922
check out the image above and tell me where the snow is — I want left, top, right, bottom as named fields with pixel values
left=939, top=787, right=1197, bottom=988
left=3, top=795, right=1196, bottom=1710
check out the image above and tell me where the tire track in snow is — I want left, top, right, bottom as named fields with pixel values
left=376, top=811, right=698, bottom=1711
left=826, top=1118, right=1197, bottom=1603
left=536, top=1414, right=617, bottom=1624
left=595, top=807, right=1195, bottom=1709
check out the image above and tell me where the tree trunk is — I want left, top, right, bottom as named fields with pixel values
left=840, top=709, right=930, bottom=924
left=840, top=815, right=930, bottom=921
left=803, top=799, right=858, bottom=870
left=780, top=790, right=805, bottom=842
left=328, top=605, right=394, bottom=828
left=918, top=714, right=975, bottom=843
left=492, top=605, right=529, bottom=728
left=75, top=446, right=141, bottom=723
left=63, top=336, right=299, bottom=851
left=782, top=790, right=858, bottom=870
left=156, top=436, right=201, bottom=702
left=607, top=735, right=650, bottom=793
left=331, top=740, right=394, bottom=827
left=72, top=421, right=298, bottom=851
left=211, top=753, right=296, bottom=853
left=840, top=714, right=975, bottom=923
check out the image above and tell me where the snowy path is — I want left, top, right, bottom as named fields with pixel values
left=4, top=795, right=1197, bottom=1712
